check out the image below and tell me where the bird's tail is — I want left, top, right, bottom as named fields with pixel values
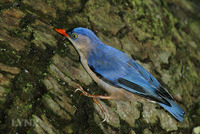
left=158, top=98, right=185, bottom=122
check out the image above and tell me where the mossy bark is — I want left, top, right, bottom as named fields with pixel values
left=0, top=0, right=200, bottom=133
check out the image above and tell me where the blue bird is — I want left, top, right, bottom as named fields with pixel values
left=55, top=27, right=185, bottom=122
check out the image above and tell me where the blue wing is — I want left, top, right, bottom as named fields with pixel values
left=87, top=43, right=184, bottom=121
left=88, top=44, right=172, bottom=102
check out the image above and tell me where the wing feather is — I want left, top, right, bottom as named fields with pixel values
left=87, top=44, right=173, bottom=104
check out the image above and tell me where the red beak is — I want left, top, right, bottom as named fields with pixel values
left=54, top=28, right=69, bottom=38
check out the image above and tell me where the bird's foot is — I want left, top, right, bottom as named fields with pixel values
left=93, top=97, right=107, bottom=122
left=74, top=84, right=112, bottom=122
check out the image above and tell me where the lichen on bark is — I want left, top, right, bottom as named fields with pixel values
left=0, top=0, right=200, bottom=133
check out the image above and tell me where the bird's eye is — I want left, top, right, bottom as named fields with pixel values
left=71, top=33, right=78, bottom=40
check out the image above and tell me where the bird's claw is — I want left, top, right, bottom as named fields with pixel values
left=74, top=87, right=82, bottom=93
left=74, top=85, right=109, bottom=122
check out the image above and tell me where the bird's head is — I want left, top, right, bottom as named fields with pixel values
left=55, top=27, right=101, bottom=56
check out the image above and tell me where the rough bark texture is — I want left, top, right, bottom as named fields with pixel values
left=0, top=0, right=200, bottom=133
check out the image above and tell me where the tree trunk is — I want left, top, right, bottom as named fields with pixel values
left=0, top=0, right=199, bottom=133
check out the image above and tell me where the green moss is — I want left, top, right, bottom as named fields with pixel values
left=197, top=108, right=200, bottom=115
left=56, top=41, right=70, bottom=57
left=0, top=31, right=54, bottom=132
left=2, top=86, right=10, bottom=94
left=0, top=42, right=21, bottom=66
left=194, top=102, right=200, bottom=124
left=24, top=104, right=32, bottom=110
left=43, top=93, right=51, bottom=99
